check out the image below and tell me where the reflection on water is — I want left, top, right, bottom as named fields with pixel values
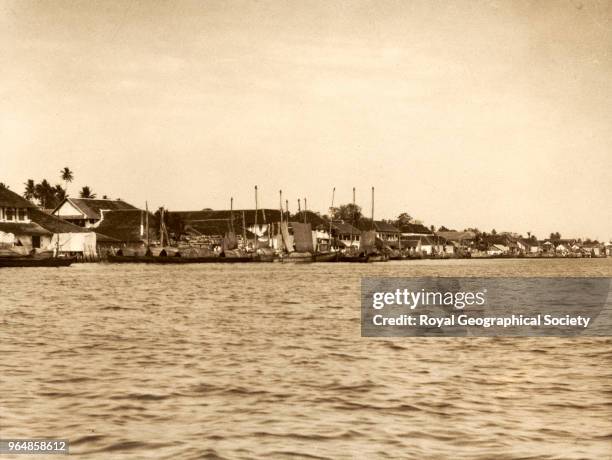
left=1, top=259, right=611, bottom=459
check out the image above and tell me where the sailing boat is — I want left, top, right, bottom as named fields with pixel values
left=339, top=187, right=368, bottom=262
left=362, top=187, right=387, bottom=262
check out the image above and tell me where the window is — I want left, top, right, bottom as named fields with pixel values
left=32, top=236, right=40, bottom=248
left=6, top=208, right=15, bottom=221
left=18, top=208, right=28, bottom=221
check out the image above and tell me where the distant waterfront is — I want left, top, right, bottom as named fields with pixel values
left=1, top=258, right=611, bottom=459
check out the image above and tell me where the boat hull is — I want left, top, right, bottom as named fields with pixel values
left=0, top=257, right=75, bottom=267
left=107, top=255, right=253, bottom=264
left=313, top=252, right=339, bottom=262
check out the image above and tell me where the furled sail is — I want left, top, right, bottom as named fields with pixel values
left=292, top=222, right=314, bottom=253
left=222, top=231, right=238, bottom=251
left=360, top=230, right=377, bottom=253
left=280, top=221, right=294, bottom=253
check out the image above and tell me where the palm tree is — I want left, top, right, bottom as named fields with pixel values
left=79, top=186, right=96, bottom=199
left=35, top=179, right=54, bottom=208
left=54, top=184, right=66, bottom=202
left=60, top=167, right=74, bottom=196
left=23, top=179, right=36, bottom=201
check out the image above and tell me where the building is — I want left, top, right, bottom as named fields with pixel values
left=93, top=209, right=158, bottom=251
left=373, top=221, right=400, bottom=246
left=330, top=222, right=361, bottom=249
left=52, top=198, right=138, bottom=228
left=0, top=187, right=50, bottom=251
left=0, top=186, right=104, bottom=257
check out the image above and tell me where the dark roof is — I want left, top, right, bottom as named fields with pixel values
left=184, top=220, right=232, bottom=236
left=435, top=231, right=476, bottom=241
left=0, top=221, right=50, bottom=236
left=398, top=223, right=432, bottom=234
left=401, top=235, right=435, bottom=245
left=0, top=187, right=36, bottom=208
left=172, top=209, right=282, bottom=226
left=331, top=221, right=361, bottom=235
left=95, top=210, right=158, bottom=243
left=291, top=211, right=329, bottom=228
left=374, top=221, right=399, bottom=233
left=29, top=208, right=91, bottom=234
left=57, top=198, right=138, bottom=220
left=28, top=208, right=117, bottom=242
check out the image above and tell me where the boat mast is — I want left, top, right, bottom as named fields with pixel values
left=279, top=189, right=284, bottom=251
left=56, top=205, right=60, bottom=256
left=145, top=201, right=149, bottom=248
left=242, top=210, right=247, bottom=248
left=304, top=197, right=307, bottom=223
left=371, top=186, right=374, bottom=227
left=350, top=187, right=355, bottom=248
left=254, top=186, right=258, bottom=250
left=329, top=187, right=335, bottom=252
left=230, top=197, right=235, bottom=233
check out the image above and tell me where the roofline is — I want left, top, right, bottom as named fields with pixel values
left=51, top=197, right=86, bottom=218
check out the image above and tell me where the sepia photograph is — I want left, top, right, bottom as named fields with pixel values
left=1, top=1, right=611, bottom=459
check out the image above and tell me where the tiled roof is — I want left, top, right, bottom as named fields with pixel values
left=374, top=221, right=400, bottom=233
left=436, top=231, right=476, bottom=241
left=95, top=210, right=158, bottom=243
left=60, top=198, right=138, bottom=220
left=399, top=223, right=432, bottom=234
left=331, top=221, right=361, bottom=235
left=172, top=209, right=282, bottom=226
left=0, top=221, right=50, bottom=236
left=0, top=187, right=36, bottom=208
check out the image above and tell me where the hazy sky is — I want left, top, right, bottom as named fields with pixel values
left=1, top=0, right=611, bottom=239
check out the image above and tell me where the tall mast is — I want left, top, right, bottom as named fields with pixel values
left=242, top=210, right=247, bottom=248
left=279, top=190, right=283, bottom=225
left=298, top=198, right=301, bottom=214
left=329, top=187, right=335, bottom=251
left=304, top=197, right=308, bottom=223
left=145, top=201, right=149, bottom=248
left=160, top=207, right=164, bottom=247
left=230, top=197, right=234, bottom=232
left=254, top=185, right=258, bottom=249
left=350, top=187, right=355, bottom=247
left=371, top=186, right=374, bottom=228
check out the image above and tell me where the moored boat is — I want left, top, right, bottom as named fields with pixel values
left=0, top=256, right=75, bottom=267
left=313, top=252, right=339, bottom=262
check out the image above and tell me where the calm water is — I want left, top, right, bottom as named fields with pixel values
left=1, top=259, right=611, bottom=459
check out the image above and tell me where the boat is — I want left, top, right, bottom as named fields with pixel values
left=339, top=253, right=369, bottom=263
left=107, top=254, right=253, bottom=264
left=0, top=256, right=75, bottom=267
left=313, top=252, right=339, bottom=262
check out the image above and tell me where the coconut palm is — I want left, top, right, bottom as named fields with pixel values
left=23, top=179, right=36, bottom=201
left=79, top=186, right=96, bottom=199
left=60, top=167, right=74, bottom=195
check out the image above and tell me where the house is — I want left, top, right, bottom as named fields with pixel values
left=52, top=197, right=138, bottom=228
left=0, top=186, right=105, bottom=257
left=373, top=221, right=400, bottom=246
left=435, top=231, right=475, bottom=256
left=0, top=187, right=50, bottom=252
left=520, top=239, right=540, bottom=254
left=581, top=242, right=601, bottom=257
left=93, top=209, right=159, bottom=251
left=330, top=221, right=361, bottom=249
left=487, top=244, right=509, bottom=256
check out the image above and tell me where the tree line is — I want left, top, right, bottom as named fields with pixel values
left=21, top=167, right=100, bottom=209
